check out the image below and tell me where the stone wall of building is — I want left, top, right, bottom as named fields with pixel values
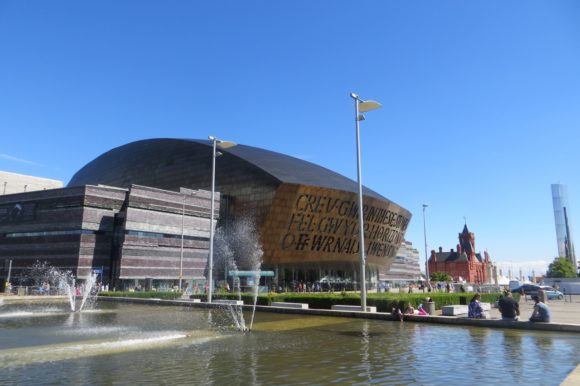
left=0, top=185, right=124, bottom=280
left=117, top=185, right=214, bottom=280
left=0, top=171, right=63, bottom=195
left=0, top=184, right=214, bottom=287
left=379, top=240, right=421, bottom=282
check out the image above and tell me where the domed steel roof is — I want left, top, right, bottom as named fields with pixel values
left=68, top=138, right=387, bottom=200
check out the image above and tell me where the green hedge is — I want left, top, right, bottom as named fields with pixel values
left=190, top=291, right=509, bottom=312
left=101, top=290, right=510, bottom=311
left=99, top=291, right=183, bottom=300
left=368, top=292, right=506, bottom=311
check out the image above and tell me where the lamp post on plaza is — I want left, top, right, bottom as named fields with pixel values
left=179, top=195, right=185, bottom=291
left=207, top=136, right=236, bottom=303
left=422, top=204, right=430, bottom=286
left=350, top=93, right=382, bottom=311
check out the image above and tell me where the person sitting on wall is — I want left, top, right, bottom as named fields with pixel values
left=392, top=306, right=404, bottom=321
left=417, top=304, right=428, bottom=315
left=468, top=293, right=485, bottom=318
left=44, top=282, right=50, bottom=295
left=529, top=295, right=551, bottom=323
left=498, top=291, right=520, bottom=321
left=404, top=303, right=415, bottom=315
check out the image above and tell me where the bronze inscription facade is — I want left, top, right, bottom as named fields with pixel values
left=262, top=184, right=412, bottom=267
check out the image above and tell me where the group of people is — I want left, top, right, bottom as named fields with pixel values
left=37, top=282, right=51, bottom=295
left=498, top=290, right=551, bottom=322
left=393, top=298, right=432, bottom=321
left=468, top=290, right=551, bottom=322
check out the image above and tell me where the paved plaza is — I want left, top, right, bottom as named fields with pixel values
left=487, top=295, right=580, bottom=325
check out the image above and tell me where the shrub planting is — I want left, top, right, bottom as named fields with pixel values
left=103, top=290, right=507, bottom=311
left=99, top=291, right=182, bottom=300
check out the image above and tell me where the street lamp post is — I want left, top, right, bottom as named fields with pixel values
left=207, top=136, right=236, bottom=304
left=350, top=93, right=382, bottom=311
left=179, top=195, right=185, bottom=291
left=422, top=204, right=430, bottom=286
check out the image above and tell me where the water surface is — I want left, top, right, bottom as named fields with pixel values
left=0, top=301, right=578, bottom=385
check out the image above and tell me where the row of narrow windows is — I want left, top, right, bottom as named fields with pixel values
left=3, top=229, right=209, bottom=242
left=126, top=230, right=209, bottom=242
left=6, top=229, right=96, bottom=238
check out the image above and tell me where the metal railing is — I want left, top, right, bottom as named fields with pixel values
left=4, top=286, right=66, bottom=296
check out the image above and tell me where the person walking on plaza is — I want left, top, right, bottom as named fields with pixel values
left=498, top=291, right=520, bottom=321
left=529, top=295, right=551, bottom=323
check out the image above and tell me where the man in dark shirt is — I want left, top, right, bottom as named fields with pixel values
left=498, top=291, right=520, bottom=321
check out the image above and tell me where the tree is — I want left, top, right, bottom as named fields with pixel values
left=546, top=257, right=577, bottom=278
left=430, top=272, right=452, bottom=282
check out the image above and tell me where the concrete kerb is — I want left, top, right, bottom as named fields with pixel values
left=97, top=296, right=580, bottom=333
left=561, top=363, right=580, bottom=386
left=271, top=301, right=309, bottom=309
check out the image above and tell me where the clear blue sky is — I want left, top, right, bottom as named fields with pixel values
left=1, top=1, right=579, bottom=276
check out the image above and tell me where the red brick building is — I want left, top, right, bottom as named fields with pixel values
left=428, top=225, right=496, bottom=284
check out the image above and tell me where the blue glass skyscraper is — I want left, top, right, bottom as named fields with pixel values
left=551, top=184, right=576, bottom=269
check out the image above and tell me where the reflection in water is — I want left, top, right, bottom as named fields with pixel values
left=502, top=330, right=524, bottom=381
left=467, top=328, right=491, bottom=368
left=536, top=335, right=554, bottom=350
left=360, top=320, right=371, bottom=384
left=1, top=302, right=579, bottom=386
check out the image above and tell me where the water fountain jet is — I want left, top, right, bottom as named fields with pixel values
left=212, top=217, right=264, bottom=331
left=20, top=261, right=98, bottom=312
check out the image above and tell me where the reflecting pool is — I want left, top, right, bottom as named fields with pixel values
left=1, top=301, right=579, bottom=385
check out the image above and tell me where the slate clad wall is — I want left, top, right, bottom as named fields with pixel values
left=78, top=186, right=126, bottom=278
left=117, top=185, right=214, bottom=280
left=0, top=184, right=215, bottom=285
left=0, top=185, right=125, bottom=279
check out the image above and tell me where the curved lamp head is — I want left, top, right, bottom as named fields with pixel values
left=358, top=100, right=382, bottom=113
left=217, top=140, right=236, bottom=149
left=208, top=136, right=237, bottom=149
